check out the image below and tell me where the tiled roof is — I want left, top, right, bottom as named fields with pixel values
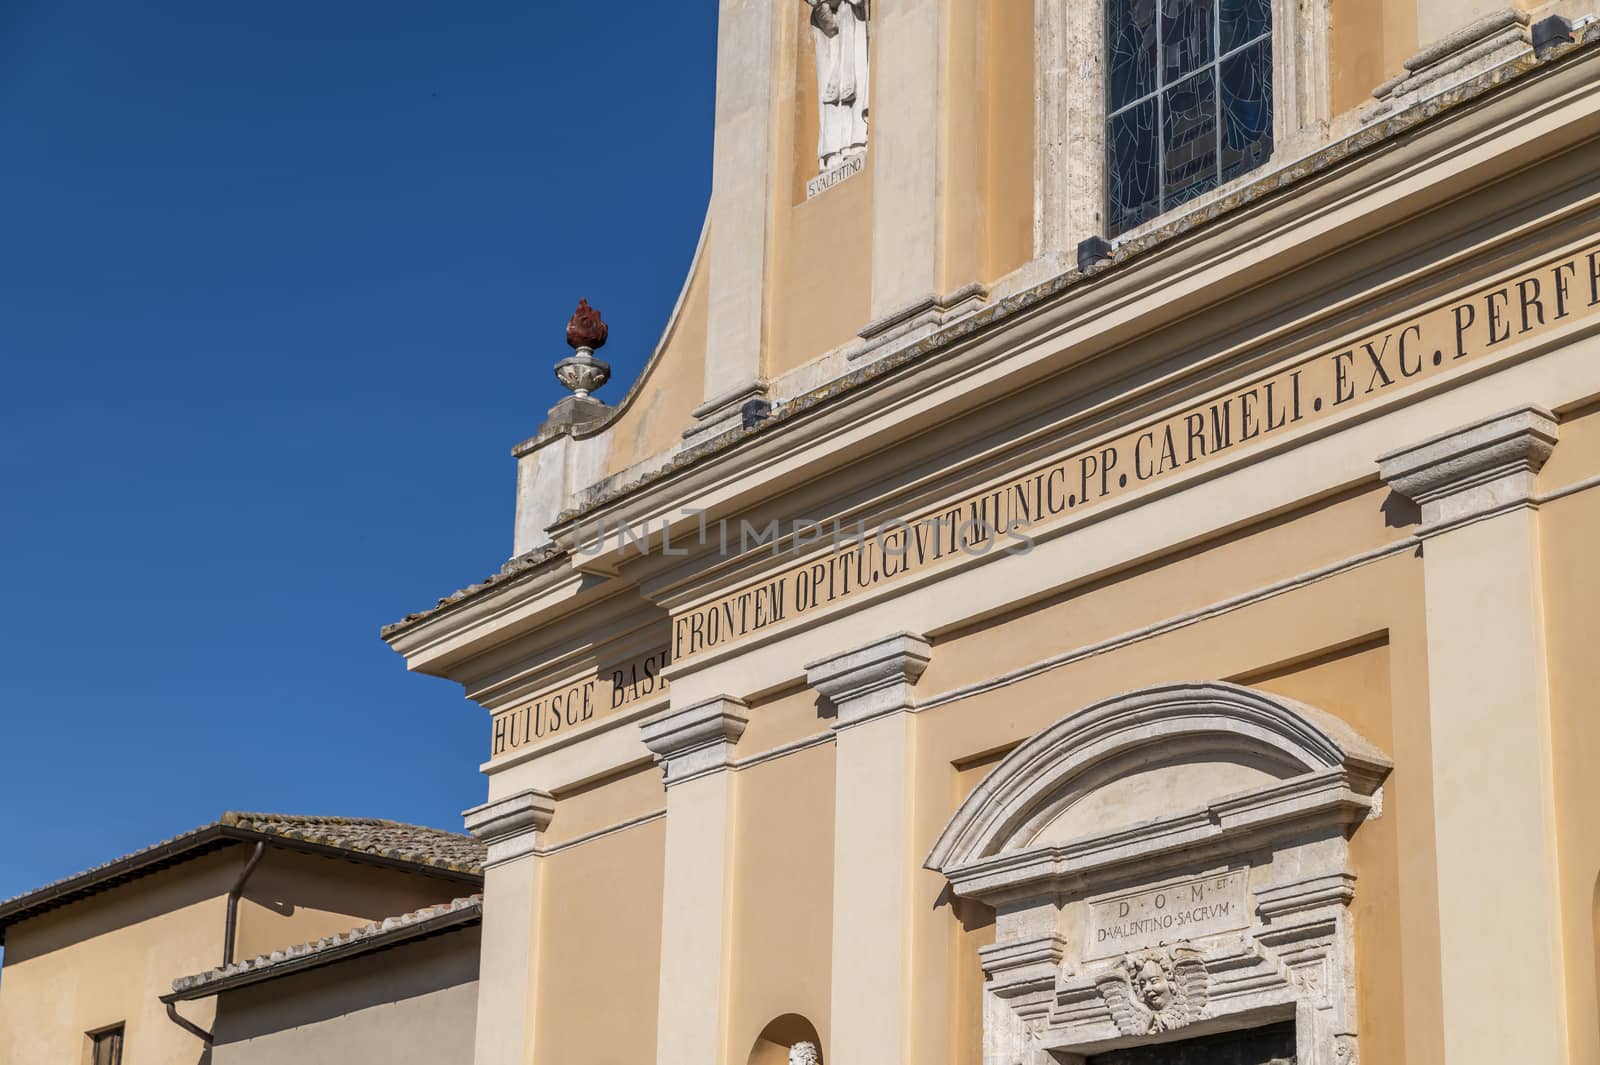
left=167, top=895, right=483, bottom=1000
left=218, top=812, right=484, bottom=874
left=0, top=812, right=484, bottom=941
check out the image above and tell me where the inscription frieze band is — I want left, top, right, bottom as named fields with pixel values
left=489, top=645, right=671, bottom=759
left=670, top=245, right=1600, bottom=661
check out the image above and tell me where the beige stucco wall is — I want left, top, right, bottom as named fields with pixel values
left=904, top=484, right=1434, bottom=1065
left=1537, top=400, right=1600, bottom=1065
left=0, top=849, right=236, bottom=1065
left=0, top=843, right=481, bottom=1065
left=232, top=847, right=473, bottom=963
left=726, top=743, right=837, bottom=1063
left=209, top=926, right=479, bottom=1065
left=1330, top=0, right=1419, bottom=116
left=767, top=0, right=1034, bottom=382
left=769, top=0, right=875, bottom=382
left=531, top=818, right=666, bottom=1064
left=601, top=241, right=711, bottom=478
left=503, top=475, right=1437, bottom=1065
left=408, top=19, right=1600, bottom=1065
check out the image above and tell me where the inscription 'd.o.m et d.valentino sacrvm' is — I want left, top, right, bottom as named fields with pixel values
left=1085, top=871, right=1249, bottom=960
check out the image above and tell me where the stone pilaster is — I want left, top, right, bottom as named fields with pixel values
left=640, top=696, right=749, bottom=1065
left=1378, top=405, right=1567, bottom=1065
left=806, top=633, right=931, bottom=1065
left=693, top=0, right=777, bottom=439
left=462, top=789, right=557, bottom=1065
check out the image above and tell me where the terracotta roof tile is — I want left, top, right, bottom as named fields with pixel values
left=218, top=812, right=484, bottom=874
left=0, top=812, right=484, bottom=938
left=168, top=894, right=483, bottom=998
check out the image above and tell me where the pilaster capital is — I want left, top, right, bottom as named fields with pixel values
left=805, top=632, right=931, bottom=728
left=640, top=696, right=749, bottom=785
left=463, top=789, right=556, bottom=867
left=1377, top=405, right=1557, bottom=534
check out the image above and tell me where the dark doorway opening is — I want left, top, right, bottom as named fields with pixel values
left=1085, top=1020, right=1296, bottom=1065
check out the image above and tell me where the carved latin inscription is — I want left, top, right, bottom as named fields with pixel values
left=489, top=645, right=671, bottom=759
left=671, top=244, right=1600, bottom=661
left=1086, top=871, right=1249, bottom=960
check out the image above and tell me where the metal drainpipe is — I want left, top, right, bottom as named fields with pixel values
left=162, top=997, right=213, bottom=1046
left=158, top=839, right=267, bottom=1051
left=222, top=841, right=266, bottom=966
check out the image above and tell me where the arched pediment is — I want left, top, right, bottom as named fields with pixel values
left=923, top=682, right=1390, bottom=900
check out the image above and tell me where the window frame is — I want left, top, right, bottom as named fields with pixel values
left=1030, top=0, right=1329, bottom=264
left=1104, top=0, right=1277, bottom=234
left=86, top=1023, right=125, bottom=1065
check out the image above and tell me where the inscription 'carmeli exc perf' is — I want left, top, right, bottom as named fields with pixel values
left=669, top=245, right=1600, bottom=661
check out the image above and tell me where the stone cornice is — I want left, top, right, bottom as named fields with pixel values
left=382, top=35, right=1600, bottom=661
left=805, top=632, right=930, bottom=728
left=639, top=696, right=749, bottom=785
left=546, top=32, right=1600, bottom=562
left=1377, top=404, right=1558, bottom=533
left=463, top=789, right=555, bottom=867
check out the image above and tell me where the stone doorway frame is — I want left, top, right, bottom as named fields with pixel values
left=924, top=682, right=1390, bottom=1065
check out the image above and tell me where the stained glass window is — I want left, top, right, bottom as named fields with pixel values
left=1106, top=0, right=1273, bottom=235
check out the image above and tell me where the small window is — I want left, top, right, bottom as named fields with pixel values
left=1106, top=0, right=1274, bottom=235
left=90, top=1025, right=124, bottom=1065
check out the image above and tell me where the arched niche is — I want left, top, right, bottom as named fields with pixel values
left=923, top=682, right=1391, bottom=1065
left=746, top=1014, right=823, bottom=1065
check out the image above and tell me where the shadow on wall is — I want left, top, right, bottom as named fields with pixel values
left=1594, top=872, right=1600, bottom=1051
left=747, top=1014, right=823, bottom=1065
left=210, top=928, right=479, bottom=1043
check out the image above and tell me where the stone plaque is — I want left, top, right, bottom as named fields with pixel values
left=1085, top=872, right=1249, bottom=959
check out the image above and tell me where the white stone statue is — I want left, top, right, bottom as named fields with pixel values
left=788, top=1041, right=821, bottom=1065
left=803, top=0, right=869, bottom=170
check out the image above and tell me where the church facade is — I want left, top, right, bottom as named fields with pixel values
left=384, top=3, right=1600, bottom=1065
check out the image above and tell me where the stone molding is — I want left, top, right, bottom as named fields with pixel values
left=1254, top=872, right=1358, bottom=919
left=1372, top=8, right=1531, bottom=111
left=685, top=380, right=771, bottom=441
left=805, top=632, right=931, bottom=728
left=639, top=696, right=749, bottom=785
left=852, top=285, right=989, bottom=355
left=1377, top=404, right=1558, bottom=534
left=462, top=789, right=555, bottom=867
left=923, top=683, right=1392, bottom=1065
left=925, top=682, right=1390, bottom=886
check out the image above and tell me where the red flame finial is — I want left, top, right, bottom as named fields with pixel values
left=566, top=299, right=609, bottom=351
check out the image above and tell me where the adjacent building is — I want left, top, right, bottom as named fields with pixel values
left=0, top=813, right=482, bottom=1064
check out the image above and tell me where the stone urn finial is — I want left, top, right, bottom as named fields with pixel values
left=555, top=299, right=612, bottom=399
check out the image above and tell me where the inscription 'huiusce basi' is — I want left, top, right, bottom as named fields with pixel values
left=490, top=645, right=671, bottom=759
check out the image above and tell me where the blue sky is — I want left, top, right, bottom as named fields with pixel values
left=0, top=1, right=716, bottom=901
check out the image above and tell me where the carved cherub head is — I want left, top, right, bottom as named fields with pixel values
left=1133, top=957, right=1174, bottom=1010
left=788, top=1041, right=821, bottom=1065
